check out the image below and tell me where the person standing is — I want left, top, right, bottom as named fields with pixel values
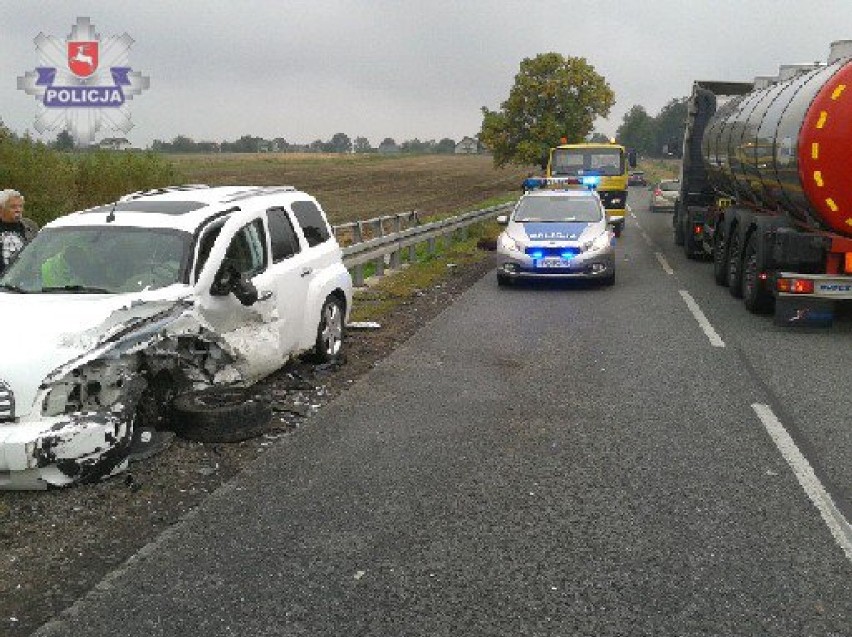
left=0, top=189, right=35, bottom=275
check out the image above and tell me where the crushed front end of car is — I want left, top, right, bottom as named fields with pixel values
left=0, top=298, right=242, bottom=490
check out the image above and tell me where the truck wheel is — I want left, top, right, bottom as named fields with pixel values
left=713, top=226, right=729, bottom=286
left=683, top=209, right=699, bottom=259
left=727, top=231, right=744, bottom=298
left=673, top=205, right=685, bottom=246
left=742, top=233, right=773, bottom=314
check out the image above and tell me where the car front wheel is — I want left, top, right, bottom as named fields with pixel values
left=314, top=295, right=345, bottom=363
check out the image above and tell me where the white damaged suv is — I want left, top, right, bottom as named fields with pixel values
left=0, top=185, right=352, bottom=489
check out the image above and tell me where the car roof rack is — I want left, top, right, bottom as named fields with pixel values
left=120, top=184, right=211, bottom=201
left=221, top=186, right=297, bottom=203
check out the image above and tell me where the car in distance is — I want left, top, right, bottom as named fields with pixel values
left=495, top=187, right=616, bottom=287
left=0, top=185, right=353, bottom=489
left=650, top=179, right=679, bottom=212
left=628, top=170, right=647, bottom=186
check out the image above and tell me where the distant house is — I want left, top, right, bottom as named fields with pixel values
left=257, top=139, right=279, bottom=153
left=378, top=139, right=400, bottom=154
left=454, top=136, right=480, bottom=154
left=195, top=141, right=221, bottom=153
left=99, top=137, right=131, bottom=150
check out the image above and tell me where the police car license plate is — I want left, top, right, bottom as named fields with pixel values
left=540, top=257, right=566, bottom=268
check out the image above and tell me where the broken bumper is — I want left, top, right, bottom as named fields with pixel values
left=0, top=413, right=132, bottom=490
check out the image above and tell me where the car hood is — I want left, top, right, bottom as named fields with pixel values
left=508, top=221, right=600, bottom=243
left=0, top=288, right=190, bottom=419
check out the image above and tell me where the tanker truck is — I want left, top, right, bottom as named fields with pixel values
left=673, top=40, right=852, bottom=326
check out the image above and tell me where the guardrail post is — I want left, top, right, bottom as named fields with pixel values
left=427, top=236, right=437, bottom=256
left=351, top=264, right=365, bottom=287
left=390, top=215, right=402, bottom=269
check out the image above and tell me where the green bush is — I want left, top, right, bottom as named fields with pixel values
left=0, top=128, right=181, bottom=226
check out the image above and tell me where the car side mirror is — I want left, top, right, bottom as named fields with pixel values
left=211, top=261, right=259, bottom=306
left=496, top=215, right=509, bottom=226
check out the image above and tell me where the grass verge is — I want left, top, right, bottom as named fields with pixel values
left=350, top=219, right=502, bottom=323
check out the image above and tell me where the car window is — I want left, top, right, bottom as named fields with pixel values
left=267, top=207, right=301, bottom=261
left=0, top=226, right=191, bottom=293
left=660, top=181, right=679, bottom=191
left=291, top=200, right=330, bottom=247
left=551, top=148, right=624, bottom=177
left=223, top=219, right=267, bottom=278
left=514, top=196, right=602, bottom=223
left=194, top=223, right=224, bottom=281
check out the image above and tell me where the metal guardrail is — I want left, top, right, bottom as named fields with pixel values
left=333, top=211, right=421, bottom=248
left=335, top=202, right=514, bottom=286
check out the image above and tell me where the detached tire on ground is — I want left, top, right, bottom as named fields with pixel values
left=172, top=387, right=273, bottom=443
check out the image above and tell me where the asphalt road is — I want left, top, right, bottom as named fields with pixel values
left=33, top=188, right=851, bottom=637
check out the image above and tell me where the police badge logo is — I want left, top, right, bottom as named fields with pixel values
left=17, top=17, right=150, bottom=147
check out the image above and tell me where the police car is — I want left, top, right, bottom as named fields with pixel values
left=495, top=185, right=616, bottom=286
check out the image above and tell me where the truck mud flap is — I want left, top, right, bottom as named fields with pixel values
left=774, top=296, right=835, bottom=328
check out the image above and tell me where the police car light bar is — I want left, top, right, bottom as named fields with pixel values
left=544, top=177, right=599, bottom=190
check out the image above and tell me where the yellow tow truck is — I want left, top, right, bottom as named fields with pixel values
left=546, top=141, right=630, bottom=236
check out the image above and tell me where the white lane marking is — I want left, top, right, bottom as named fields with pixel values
left=640, top=230, right=653, bottom=246
left=656, top=252, right=674, bottom=275
left=679, top=290, right=725, bottom=347
left=752, top=403, right=852, bottom=563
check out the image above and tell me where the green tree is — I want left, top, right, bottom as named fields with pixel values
left=615, top=105, right=656, bottom=157
left=479, top=52, right=615, bottom=167
left=653, top=97, right=688, bottom=158
left=328, top=132, right=352, bottom=153
left=170, top=134, right=196, bottom=153
left=353, top=136, right=373, bottom=153
left=587, top=132, right=611, bottom=144
left=54, top=130, right=75, bottom=151
left=435, top=138, right=456, bottom=154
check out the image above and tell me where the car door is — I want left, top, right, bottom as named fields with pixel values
left=194, top=211, right=284, bottom=381
left=264, top=205, right=312, bottom=357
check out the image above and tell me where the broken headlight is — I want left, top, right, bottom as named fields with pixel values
left=42, top=359, right=138, bottom=417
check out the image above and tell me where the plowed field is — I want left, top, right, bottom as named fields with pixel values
left=170, top=152, right=531, bottom=222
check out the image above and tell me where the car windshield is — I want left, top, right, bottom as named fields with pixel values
left=550, top=148, right=624, bottom=177
left=514, top=196, right=602, bottom=223
left=0, top=226, right=192, bottom=294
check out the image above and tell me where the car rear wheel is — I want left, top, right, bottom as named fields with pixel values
left=496, top=272, right=512, bottom=287
left=314, top=295, right=345, bottom=363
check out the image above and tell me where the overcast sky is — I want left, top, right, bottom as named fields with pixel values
left=2, top=0, right=851, bottom=148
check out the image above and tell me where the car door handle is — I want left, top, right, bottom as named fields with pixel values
left=258, top=290, right=273, bottom=302
left=300, top=268, right=313, bottom=278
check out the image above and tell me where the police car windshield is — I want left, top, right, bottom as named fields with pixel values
left=0, top=227, right=192, bottom=294
left=514, top=196, right=602, bottom=223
